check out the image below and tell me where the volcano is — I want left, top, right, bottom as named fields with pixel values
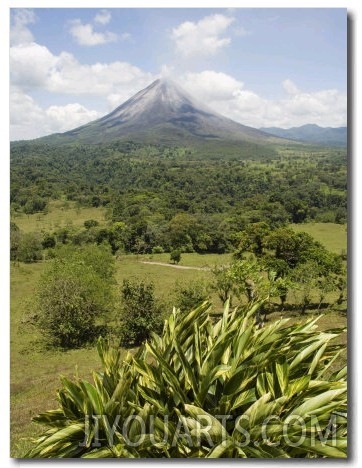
left=36, top=78, right=288, bottom=147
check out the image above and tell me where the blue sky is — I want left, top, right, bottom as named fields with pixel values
left=9, top=7, right=347, bottom=140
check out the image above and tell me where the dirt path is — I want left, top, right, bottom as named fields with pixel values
left=140, top=261, right=208, bottom=271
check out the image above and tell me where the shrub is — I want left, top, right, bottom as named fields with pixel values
left=119, top=279, right=163, bottom=348
left=152, top=245, right=164, bottom=254
left=18, top=232, right=43, bottom=263
left=28, top=300, right=347, bottom=458
left=84, top=219, right=100, bottom=229
left=170, top=249, right=181, bottom=264
left=42, top=233, right=56, bottom=249
left=174, top=279, right=209, bottom=312
left=34, top=245, right=115, bottom=348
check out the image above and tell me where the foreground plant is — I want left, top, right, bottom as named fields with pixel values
left=27, top=300, right=347, bottom=458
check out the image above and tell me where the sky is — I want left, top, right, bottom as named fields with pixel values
left=9, top=7, right=348, bottom=141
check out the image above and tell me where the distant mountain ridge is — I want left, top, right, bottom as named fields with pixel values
left=260, top=124, right=347, bottom=147
left=30, top=79, right=290, bottom=148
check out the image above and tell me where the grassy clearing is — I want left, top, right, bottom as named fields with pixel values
left=11, top=201, right=108, bottom=233
left=291, top=222, right=347, bottom=254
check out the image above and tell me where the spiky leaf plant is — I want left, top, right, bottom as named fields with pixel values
left=27, top=300, right=347, bottom=458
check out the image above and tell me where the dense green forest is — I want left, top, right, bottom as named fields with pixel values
left=10, top=142, right=347, bottom=256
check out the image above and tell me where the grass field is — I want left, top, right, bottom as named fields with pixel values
left=10, top=204, right=348, bottom=457
left=291, top=222, right=347, bottom=254
left=11, top=201, right=109, bottom=233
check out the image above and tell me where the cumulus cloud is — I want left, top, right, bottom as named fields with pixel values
left=94, top=10, right=111, bottom=25
left=171, top=14, right=234, bottom=57
left=9, top=35, right=346, bottom=140
left=68, top=19, right=118, bottom=46
left=282, top=79, right=300, bottom=95
left=67, top=10, right=127, bottom=46
left=10, top=42, right=154, bottom=96
left=10, top=86, right=101, bottom=141
left=182, top=70, right=244, bottom=101
left=180, top=71, right=346, bottom=128
left=10, top=9, right=36, bottom=46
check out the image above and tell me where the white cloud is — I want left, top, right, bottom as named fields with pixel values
left=10, top=9, right=36, bottom=46
left=94, top=10, right=111, bottom=25
left=10, top=42, right=154, bottom=96
left=282, top=79, right=300, bottom=95
left=180, top=71, right=346, bottom=128
left=9, top=42, right=155, bottom=140
left=68, top=19, right=118, bottom=46
left=9, top=38, right=346, bottom=140
left=182, top=70, right=244, bottom=101
left=171, top=14, right=234, bottom=57
left=10, top=42, right=57, bottom=89
left=45, top=103, right=100, bottom=130
left=10, top=86, right=101, bottom=141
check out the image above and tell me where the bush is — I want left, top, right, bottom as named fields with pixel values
left=28, top=300, right=347, bottom=458
left=120, top=280, right=163, bottom=348
left=170, top=249, right=181, bottom=264
left=34, top=245, right=115, bottom=348
left=174, top=279, right=209, bottom=312
left=42, top=233, right=56, bottom=249
left=152, top=245, right=164, bottom=254
left=18, top=232, right=43, bottom=263
left=119, top=279, right=163, bottom=348
left=84, top=219, right=100, bottom=229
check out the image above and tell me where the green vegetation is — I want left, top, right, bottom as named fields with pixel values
left=170, top=249, right=182, bottom=264
left=27, top=301, right=346, bottom=458
left=10, top=140, right=347, bottom=458
left=11, top=249, right=347, bottom=457
left=119, top=279, right=164, bottom=348
left=11, top=143, right=347, bottom=257
left=34, top=245, right=116, bottom=348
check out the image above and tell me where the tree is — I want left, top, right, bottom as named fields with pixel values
left=109, top=222, right=131, bottom=254
left=290, top=261, right=317, bottom=314
left=174, top=279, right=209, bottom=312
left=42, top=232, right=56, bottom=249
left=10, top=222, right=21, bottom=262
left=119, top=279, right=163, bottom=348
left=211, top=264, right=237, bottom=306
left=170, top=249, right=181, bottom=264
left=234, top=222, right=271, bottom=258
left=168, top=213, right=197, bottom=251
left=34, top=245, right=115, bottom=348
left=18, top=232, right=43, bottom=263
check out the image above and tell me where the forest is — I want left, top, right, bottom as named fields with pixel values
left=10, top=142, right=347, bottom=255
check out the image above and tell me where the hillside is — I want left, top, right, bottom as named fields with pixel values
left=260, top=124, right=347, bottom=147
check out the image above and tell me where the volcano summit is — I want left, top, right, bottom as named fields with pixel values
left=36, top=79, right=287, bottom=147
